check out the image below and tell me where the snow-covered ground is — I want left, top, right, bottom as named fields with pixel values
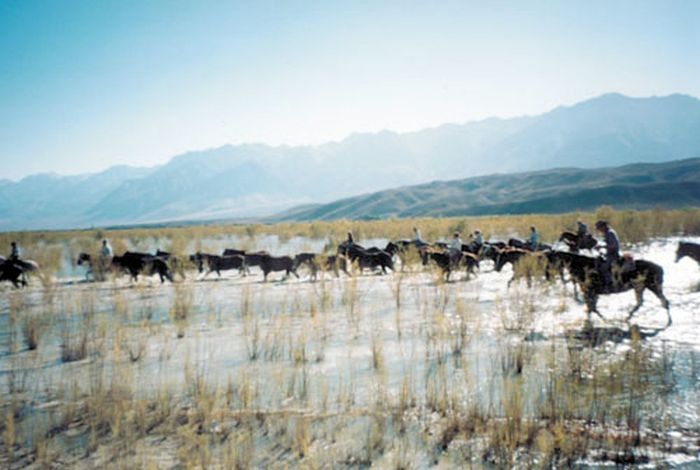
left=1, top=236, right=699, bottom=467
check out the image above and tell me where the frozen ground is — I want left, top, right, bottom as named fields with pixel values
left=1, top=236, right=699, bottom=467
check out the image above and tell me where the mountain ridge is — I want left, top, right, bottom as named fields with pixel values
left=2, top=92, right=700, bottom=230
left=273, top=158, right=700, bottom=221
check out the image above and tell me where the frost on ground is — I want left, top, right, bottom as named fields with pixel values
left=0, top=237, right=699, bottom=468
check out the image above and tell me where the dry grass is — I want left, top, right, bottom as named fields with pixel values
left=0, top=207, right=697, bottom=468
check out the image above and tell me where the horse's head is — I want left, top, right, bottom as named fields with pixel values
left=189, top=252, right=204, bottom=272
left=384, top=242, right=399, bottom=257
left=494, top=249, right=508, bottom=272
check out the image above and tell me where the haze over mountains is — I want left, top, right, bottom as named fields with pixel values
left=276, top=158, right=700, bottom=221
left=2, top=93, right=700, bottom=230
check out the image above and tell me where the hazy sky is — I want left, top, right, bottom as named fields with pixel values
left=1, top=0, right=698, bottom=180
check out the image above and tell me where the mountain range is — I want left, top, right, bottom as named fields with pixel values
left=2, top=92, right=700, bottom=230
left=274, top=158, right=700, bottom=221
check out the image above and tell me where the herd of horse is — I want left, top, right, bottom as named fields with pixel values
left=2, top=234, right=700, bottom=326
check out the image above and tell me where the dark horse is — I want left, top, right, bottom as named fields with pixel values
left=551, top=251, right=671, bottom=325
left=480, top=242, right=507, bottom=263
left=111, top=252, right=173, bottom=283
left=1, top=259, right=41, bottom=288
left=559, top=231, right=597, bottom=253
left=190, top=252, right=246, bottom=277
left=676, top=241, right=700, bottom=267
left=242, top=251, right=270, bottom=274
left=508, top=238, right=552, bottom=252
left=259, top=255, right=299, bottom=281
left=421, top=249, right=478, bottom=281
left=339, top=243, right=394, bottom=274
left=222, top=248, right=246, bottom=257
left=155, top=250, right=186, bottom=280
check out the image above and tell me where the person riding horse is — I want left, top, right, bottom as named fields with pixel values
left=527, top=226, right=539, bottom=251
left=595, top=220, right=620, bottom=290
left=98, top=239, right=113, bottom=274
left=9, top=241, right=20, bottom=261
left=412, top=227, right=428, bottom=248
left=576, top=220, right=590, bottom=250
left=449, top=232, right=463, bottom=265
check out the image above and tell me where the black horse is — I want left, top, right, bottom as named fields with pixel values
left=552, top=251, right=671, bottom=325
left=259, top=255, right=299, bottom=281
left=222, top=248, right=246, bottom=257
left=190, top=252, right=246, bottom=277
left=111, top=252, right=173, bottom=283
left=155, top=250, right=186, bottom=280
left=676, top=241, right=700, bottom=267
left=339, top=243, right=394, bottom=274
left=243, top=251, right=270, bottom=273
left=293, top=252, right=320, bottom=280
left=559, top=231, right=597, bottom=253
left=508, top=238, right=552, bottom=252
left=0, top=258, right=41, bottom=288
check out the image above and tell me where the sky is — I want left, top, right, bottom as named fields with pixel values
left=1, top=0, right=699, bottom=181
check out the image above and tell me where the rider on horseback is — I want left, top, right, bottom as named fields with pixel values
left=576, top=220, right=590, bottom=250
left=412, top=227, right=427, bottom=248
left=9, top=241, right=20, bottom=261
left=100, top=239, right=113, bottom=258
left=595, top=220, right=620, bottom=290
left=449, top=232, right=463, bottom=265
left=527, top=226, right=539, bottom=251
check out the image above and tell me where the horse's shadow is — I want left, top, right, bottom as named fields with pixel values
left=566, top=322, right=667, bottom=348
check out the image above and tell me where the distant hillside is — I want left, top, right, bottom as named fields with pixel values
left=274, top=158, right=700, bottom=221
left=3, top=93, right=700, bottom=230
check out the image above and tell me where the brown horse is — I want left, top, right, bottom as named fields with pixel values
left=293, top=252, right=351, bottom=280
left=494, top=248, right=547, bottom=287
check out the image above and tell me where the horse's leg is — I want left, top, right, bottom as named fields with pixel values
left=585, top=292, right=605, bottom=321
left=648, top=284, right=671, bottom=325
left=628, top=288, right=644, bottom=319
